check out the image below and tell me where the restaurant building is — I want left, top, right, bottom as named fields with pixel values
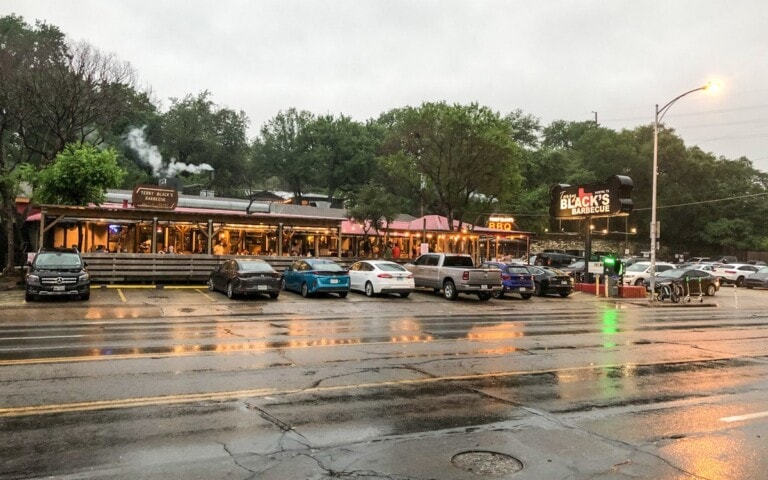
left=24, top=187, right=531, bottom=263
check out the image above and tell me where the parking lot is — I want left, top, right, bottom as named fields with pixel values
left=1, top=281, right=765, bottom=319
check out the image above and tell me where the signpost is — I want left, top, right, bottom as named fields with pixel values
left=549, top=175, right=633, bottom=283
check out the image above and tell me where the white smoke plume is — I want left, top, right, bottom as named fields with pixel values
left=125, top=126, right=214, bottom=178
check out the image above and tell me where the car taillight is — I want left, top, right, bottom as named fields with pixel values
left=377, top=273, right=393, bottom=278
left=462, top=271, right=470, bottom=280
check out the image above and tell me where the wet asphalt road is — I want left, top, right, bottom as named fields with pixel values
left=0, top=285, right=767, bottom=479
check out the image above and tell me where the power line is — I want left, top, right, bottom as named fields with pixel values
left=633, top=192, right=768, bottom=212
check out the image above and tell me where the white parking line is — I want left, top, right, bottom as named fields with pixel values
left=720, top=410, right=768, bottom=423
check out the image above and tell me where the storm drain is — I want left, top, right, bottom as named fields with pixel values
left=451, top=450, right=523, bottom=476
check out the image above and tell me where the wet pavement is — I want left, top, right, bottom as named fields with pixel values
left=0, top=284, right=766, bottom=479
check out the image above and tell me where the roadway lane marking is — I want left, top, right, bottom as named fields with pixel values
left=117, top=289, right=127, bottom=303
left=720, top=411, right=768, bottom=423
left=0, top=357, right=755, bottom=418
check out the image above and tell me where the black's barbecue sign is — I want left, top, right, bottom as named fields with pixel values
left=549, top=175, right=633, bottom=219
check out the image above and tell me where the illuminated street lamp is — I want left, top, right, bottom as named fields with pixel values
left=649, top=82, right=720, bottom=301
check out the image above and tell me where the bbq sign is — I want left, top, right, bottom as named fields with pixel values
left=549, top=175, right=633, bottom=219
left=132, top=185, right=178, bottom=210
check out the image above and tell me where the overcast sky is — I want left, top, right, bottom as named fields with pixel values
left=6, top=0, right=768, bottom=172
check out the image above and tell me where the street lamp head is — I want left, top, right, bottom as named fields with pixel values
left=704, top=81, right=722, bottom=93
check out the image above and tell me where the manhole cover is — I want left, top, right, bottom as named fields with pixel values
left=451, top=451, right=523, bottom=476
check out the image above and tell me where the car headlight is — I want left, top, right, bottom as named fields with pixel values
left=79, top=273, right=90, bottom=282
left=27, top=274, right=40, bottom=284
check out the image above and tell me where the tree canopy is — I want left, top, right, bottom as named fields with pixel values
left=2, top=12, right=768, bottom=272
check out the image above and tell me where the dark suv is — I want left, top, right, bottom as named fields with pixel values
left=25, top=248, right=90, bottom=301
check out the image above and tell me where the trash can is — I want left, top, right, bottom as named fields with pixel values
left=608, top=276, right=620, bottom=298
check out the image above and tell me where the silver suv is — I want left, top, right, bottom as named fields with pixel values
left=25, top=248, right=90, bottom=301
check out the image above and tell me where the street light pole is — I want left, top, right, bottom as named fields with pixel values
left=649, top=83, right=717, bottom=301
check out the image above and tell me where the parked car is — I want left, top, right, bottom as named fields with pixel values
left=404, top=253, right=502, bottom=301
left=25, top=247, right=90, bottom=301
left=622, top=261, right=676, bottom=286
left=646, top=268, right=720, bottom=297
left=711, top=263, right=761, bottom=287
left=691, top=263, right=719, bottom=273
left=282, top=258, right=350, bottom=298
left=744, top=266, right=768, bottom=289
left=348, top=260, right=414, bottom=298
left=559, top=260, right=586, bottom=281
left=208, top=258, right=282, bottom=299
left=532, top=252, right=580, bottom=268
left=480, top=262, right=535, bottom=299
left=527, top=266, right=574, bottom=297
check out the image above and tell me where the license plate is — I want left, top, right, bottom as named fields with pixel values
left=53, top=285, right=65, bottom=292
left=520, top=287, right=527, bottom=292
left=481, top=285, right=488, bottom=289
left=330, top=278, right=339, bottom=284
left=561, top=281, right=568, bottom=285
left=257, top=285, right=267, bottom=290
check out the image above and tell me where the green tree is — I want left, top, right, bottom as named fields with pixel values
left=346, top=183, right=404, bottom=251
left=0, top=15, right=139, bottom=274
left=304, top=115, right=380, bottom=200
left=24, top=143, right=125, bottom=249
left=252, top=108, right=317, bottom=200
left=159, top=91, right=249, bottom=196
left=380, top=102, right=523, bottom=230
left=31, top=143, right=124, bottom=205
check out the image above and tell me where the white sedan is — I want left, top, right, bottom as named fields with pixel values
left=348, top=260, right=415, bottom=298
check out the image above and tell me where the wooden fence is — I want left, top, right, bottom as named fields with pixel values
left=82, top=254, right=359, bottom=284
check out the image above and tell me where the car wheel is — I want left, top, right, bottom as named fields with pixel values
left=521, top=293, right=532, bottom=300
left=634, top=278, right=645, bottom=286
left=559, top=292, right=571, bottom=298
left=399, top=292, right=410, bottom=298
left=25, top=290, right=35, bottom=302
left=477, top=292, right=492, bottom=301
left=443, top=280, right=458, bottom=300
left=736, top=276, right=745, bottom=287
left=269, top=292, right=279, bottom=299
left=706, top=284, right=716, bottom=296
left=534, top=282, right=543, bottom=296
left=365, top=281, right=375, bottom=297
left=227, top=282, right=236, bottom=299
left=280, top=279, right=286, bottom=291
left=207, top=278, right=215, bottom=291
left=80, top=291, right=90, bottom=301
left=492, top=290, right=504, bottom=299
left=301, top=283, right=309, bottom=298
left=338, top=291, right=348, bottom=298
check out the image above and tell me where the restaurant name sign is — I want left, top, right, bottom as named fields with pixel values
left=132, top=185, right=178, bottom=210
left=548, top=175, right=633, bottom=219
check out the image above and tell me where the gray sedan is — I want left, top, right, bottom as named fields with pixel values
left=208, top=259, right=282, bottom=299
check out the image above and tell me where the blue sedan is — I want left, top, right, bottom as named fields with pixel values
left=282, top=258, right=350, bottom=298
left=480, top=261, right=535, bottom=299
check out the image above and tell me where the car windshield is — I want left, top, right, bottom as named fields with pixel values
left=34, top=253, right=81, bottom=268
left=626, top=263, right=649, bottom=272
left=657, top=269, right=686, bottom=279
left=377, top=263, right=407, bottom=272
left=308, top=260, right=344, bottom=272
left=238, top=261, right=273, bottom=272
left=507, top=266, right=530, bottom=274
left=757, top=267, right=768, bottom=274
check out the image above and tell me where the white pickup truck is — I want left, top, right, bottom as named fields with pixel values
left=404, top=253, right=502, bottom=301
